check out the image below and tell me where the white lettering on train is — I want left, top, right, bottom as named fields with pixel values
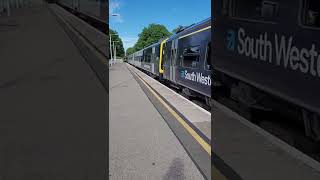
left=182, top=70, right=211, bottom=86
left=234, top=27, right=320, bottom=77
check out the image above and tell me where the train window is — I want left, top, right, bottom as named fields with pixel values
left=302, top=0, right=320, bottom=27
left=205, top=43, right=211, bottom=70
left=148, top=55, right=151, bottom=62
left=222, top=0, right=279, bottom=22
left=144, top=49, right=152, bottom=63
left=144, top=54, right=147, bottom=62
left=155, top=47, right=160, bottom=61
left=182, top=46, right=200, bottom=68
left=144, top=55, right=147, bottom=62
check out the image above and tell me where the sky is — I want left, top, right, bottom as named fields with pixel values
left=109, top=0, right=211, bottom=51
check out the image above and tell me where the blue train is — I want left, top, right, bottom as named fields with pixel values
left=213, top=0, right=320, bottom=142
left=127, top=18, right=211, bottom=106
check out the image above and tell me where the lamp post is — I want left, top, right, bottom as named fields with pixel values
left=113, top=41, right=116, bottom=62
left=109, top=32, right=118, bottom=63
left=110, top=13, right=120, bottom=63
left=113, top=40, right=119, bottom=63
left=109, top=35, right=112, bottom=61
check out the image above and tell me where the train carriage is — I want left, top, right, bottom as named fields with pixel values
left=141, top=43, right=161, bottom=77
left=127, top=54, right=134, bottom=64
left=128, top=18, right=211, bottom=106
left=132, top=49, right=143, bottom=67
left=160, top=18, right=211, bottom=102
left=213, top=0, right=320, bottom=141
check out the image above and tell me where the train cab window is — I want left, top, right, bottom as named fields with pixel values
left=182, top=46, right=200, bottom=68
left=223, top=0, right=279, bottom=22
left=302, top=0, right=320, bottom=27
left=205, top=43, right=211, bottom=70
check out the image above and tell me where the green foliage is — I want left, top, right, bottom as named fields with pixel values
left=126, top=24, right=171, bottom=55
left=135, top=24, right=172, bottom=51
left=109, top=28, right=125, bottom=58
left=126, top=47, right=135, bottom=56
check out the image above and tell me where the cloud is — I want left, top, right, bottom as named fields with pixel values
left=121, top=37, right=138, bottom=50
left=110, top=0, right=123, bottom=23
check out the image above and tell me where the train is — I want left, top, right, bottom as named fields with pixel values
left=213, top=0, right=320, bottom=142
left=127, top=18, right=211, bottom=106
left=57, top=0, right=107, bottom=24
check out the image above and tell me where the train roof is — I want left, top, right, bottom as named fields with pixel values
left=143, top=42, right=161, bottom=50
left=129, top=17, right=211, bottom=54
left=180, top=17, right=211, bottom=32
left=169, top=17, right=211, bottom=40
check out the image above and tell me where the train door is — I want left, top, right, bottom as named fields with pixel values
left=159, top=38, right=168, bottom=79
left=155, top=45, right=160, bottom=76
left=152, top=47, right=156, bottom=74
left=163, top=41, right=172, bottom=80
left=169, top=39, right=178, bottom=83
left=138, top=51, right=142, bottom=67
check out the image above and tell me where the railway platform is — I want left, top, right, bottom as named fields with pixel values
left=213, top=101, right=320, bottom=179
left=0, top=0, right=107, bottom=179
left=109, top=62, right=214, bottom=179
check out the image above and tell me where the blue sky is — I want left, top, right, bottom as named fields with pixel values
left=109, top=0, right=211, bottom=51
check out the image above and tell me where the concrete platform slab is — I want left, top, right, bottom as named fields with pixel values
left=109, top=63, right=204, bottom=180
left=127, top=64, right=211, bottom=141
left=0, top=0, right=107, bottom=179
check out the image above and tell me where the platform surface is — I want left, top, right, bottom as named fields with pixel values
left=0, top=1, right=107, bottom=179
left=109, top=63, right=205, bottom=179
left=128, top=64, right=211, bottom=140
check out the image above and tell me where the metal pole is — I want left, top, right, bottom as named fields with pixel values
left=109, top=35, right=113, bottom=61
left=113, top=41, right=115, bottom=64
left=115, top=42, right=117, bottom=62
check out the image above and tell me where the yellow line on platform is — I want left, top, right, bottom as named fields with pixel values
left=128, top=64, right=229, bottom=179
left=130, top=67, right=211, bottom=156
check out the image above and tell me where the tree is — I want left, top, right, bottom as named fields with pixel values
left=133, top=24, right=171, bottom=51
left=126, top=47, right=135, bottom=56
left=109, top=28, right=125, bottom=58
